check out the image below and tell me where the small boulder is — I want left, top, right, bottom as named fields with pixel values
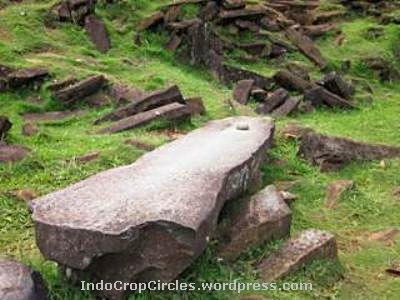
left=0, top=145, right=30, bottom=163
left=233, top=79, right=255, bottom=104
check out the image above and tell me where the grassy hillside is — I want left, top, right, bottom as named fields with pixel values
left=0, top=1, right=399, bottom=299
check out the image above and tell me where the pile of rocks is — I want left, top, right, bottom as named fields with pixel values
left=137, top=0, right=341, bottom=84
left=94, top=85, right=205, bottom=134
left=48, top=0, right=111, bottom=53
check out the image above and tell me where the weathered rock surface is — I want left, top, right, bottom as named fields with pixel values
left=22, top=122, right=39, bottom=137
left=271, top=97, right=300, bottom=117
left=0, top=260, right=48, bottom=300
left=97, top=102, right=190, bottom=134
left=6, top=68, right=49, bottom=90
left=233, top=79, right=254, bottom=104
left=299, top=129, right=400, bottom=171
left=185, top=97, right=206, bottom=116
left=258, top=229, right=338, bottom=282
left=325, top=180, right=354, bottom=208
left=256, top=88, right=288, bottom=114
left=32, top=117, right=275, bottom=299
left=84, top=15, right=111, bottom=53
left=218, top=185, right=292, bottom=261
left=304, top=86, right=355, bottom=109
left=0, top=145, right=30, bottom=163
left=53, top=75, right=107, bottom=106
left=95, top=85, right=185, bottom=124
left=0, top=116, right=12, bottom=140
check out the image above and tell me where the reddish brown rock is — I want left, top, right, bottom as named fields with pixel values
left=97, top=102, right=190, bottom=134
left=22, top=122, right=39, bottom=136
left=53, top=75, right=107, bottom=106
left=0, top=116, right=12, bottom=140
left=84, top=15, right=111, bottom=53
left=0, top=144, right=30, bottom=163
left=185, top=97, right=206, bottom=116
left=233, top=80, right=254, bottom=104
left=325, top=180, right=354, bottom=208
left=125, top=140, right=156, bottom=152
left=256, top=88, right=288, bottom=114
left=218, top=185, right=292, bottom=261
left=95, top=85, right=185, bottom=124
left=271, top=97, right=300, bottom=117
left=304, top=86, right=355, bottom=109
left=32, top=117, right=275, bottom=300
left=273, top=69, right=313, bottom=92
left=285, top=27, right=327, bottom=69
left=109, top=84, right=145, bottom=105
left=0, top=260, right=48, bottom=300
left=258, top=230, right=338, bottom=282
left=299, top=129, right=400, bottom=172
left=7, top=68, right=49, bottom=89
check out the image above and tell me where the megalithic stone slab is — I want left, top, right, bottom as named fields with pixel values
left=233, top=79, right=255, bottom=104
left=95, top=85, right=185, bottom=124
left=97, top=102, right=190, bottom=134
left=258, top=229, right=338, bottom=282
left=32, top=116, right=275, bottom=300
left=0, top=260, right=48, bottom=300
left=218, top=185, right=292, bottom=262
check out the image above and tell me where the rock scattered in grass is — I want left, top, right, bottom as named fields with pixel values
left=10, top=189, right=38, bottom=202
left=0, top=144, right=30, bottom=163
left=22, top=122, right=39, bottom=137
left=325, top=180, right=354, bottom=208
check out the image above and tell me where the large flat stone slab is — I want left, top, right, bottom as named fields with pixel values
left=0, top=260, right=48, bottom=300
left=32, top=116, right=275, bottom=299
left=258, top=229, right=338, bottom=282
left=218, top=185, right=292, bottom=261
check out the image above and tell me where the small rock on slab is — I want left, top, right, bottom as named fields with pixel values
left=22, top=123, right=39, bottom=136
left=0, top=145, right=30, bottom=163
left=53, top=75, right=107, bottom=106
left=258, top=229, right=338, bottom=282
left=233, top=79, right=254, bottom=104
left=32, top=117, right=275, bottom=300
left=0, top=260, right=48, bottom=300
left=218, top=185, right=292, bottom=262
left=97, top=102, right=190, bottom=134
left=109, top=84, right=145, bottom=105
left=84, top=15, right=111, bottom=53
left=273, top=69, right=313, bottom=92
left=325, top=180, right=354, bottom=208
left=10, top=189, right=38, bottom=202
left=0, top=116, right=12, bottom=140
left=299, top=129, right=400, bottom=172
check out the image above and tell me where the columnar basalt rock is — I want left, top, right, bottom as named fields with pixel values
left=32, top=116, right=275, bottom=300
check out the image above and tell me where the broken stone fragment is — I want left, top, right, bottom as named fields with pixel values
left=0, top=260, right=48, bottom=300
left=273, top=69, right=313, bottom=92
left=0, top=144, right=30, bottom=163
left=299, top=129, right=400, bottom=172
left=95, top=85, right=185, bottom=124
left=257, top=229, right=338, bottom=282
left=185, top=97, right=206, bottom=116
left=53, top=75, right=107, bottom=106
left=22, top=122, right=39, bottom=137
left=218, top=185, right=292, bottom=262
left=84, top=15, right=111, bottom=53
left=256, top=88, right=288, bottom=114
left=325, top=180, right=354, bottom=208
left=319, top=72, right=355, bottom=100
left=32, top=116, right=275, bottom=300
left=0, top=116, right=12, bottom=140
left=97, top=102, right=190, bottom=134
left=271, top=97, right=301, bottom=118
left=285, top=27, right=327, bottom=69
left=304, top=86, right=355, bottom=109
left=7, top=68, right=49, bottom=89
left=233, top=79, right=254, bottom=104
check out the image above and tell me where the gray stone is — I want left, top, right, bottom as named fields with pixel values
left=258, top=229, right=338, bottom=282
left=271, top=97, right=301, bottom=117
left=0, top=260, right=47, bottom=300
left=218, top=185, right=292, bottom=261
left=32, top=116, right=275, bottom=300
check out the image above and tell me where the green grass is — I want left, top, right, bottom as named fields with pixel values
left=1, top=1, right=400, bottom=299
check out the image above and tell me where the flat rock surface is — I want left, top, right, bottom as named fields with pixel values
left=0, top=260, right=47, bottom=300
left=32, top=117, right=275, bottom=299
left=218, top=185, right=292, bottom=261
left=258, top=229, right=338, bottom=282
